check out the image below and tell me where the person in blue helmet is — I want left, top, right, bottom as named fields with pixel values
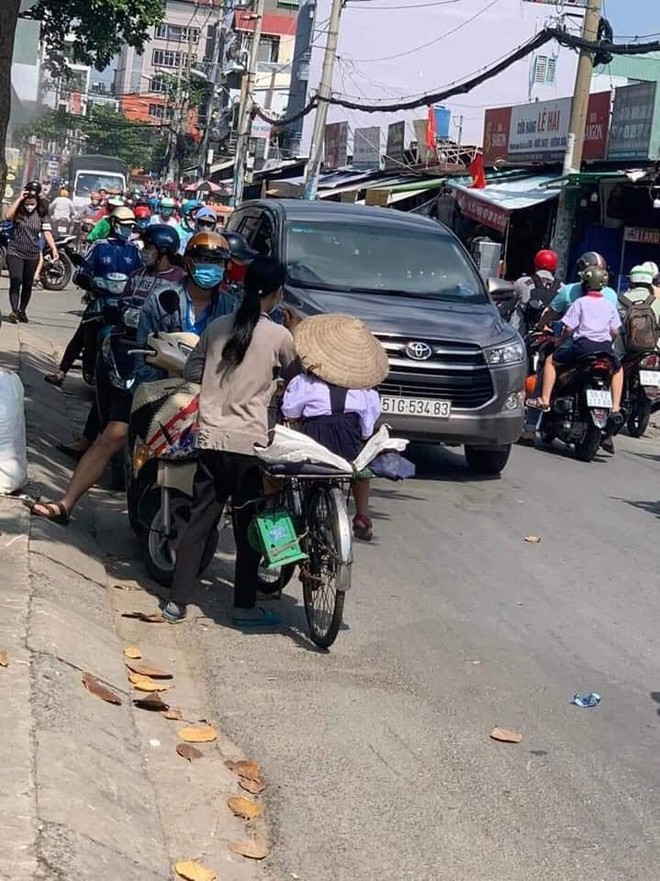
left=194, top=205, right=218, bottom=233
left=176, top=199, right=202, bottom=253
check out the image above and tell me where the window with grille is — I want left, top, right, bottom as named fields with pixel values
left=150, top=76, right=169, bottom=94
left=155, top=24, right=200, bottom=43
left=152, top=49, right=182, bottom=68
left=148, top=103, right=173, bottom=120
left=533, top=55, right=557, bottom=84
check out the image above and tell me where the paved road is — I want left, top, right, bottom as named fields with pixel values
left=18, top=282, right=660, bottom=881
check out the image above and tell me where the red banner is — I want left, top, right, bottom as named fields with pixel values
left=483, top=107, right=512, bottom=166
left=583, top=91, right=610, bottom=161
left=454, top=190, right=509, bottom=235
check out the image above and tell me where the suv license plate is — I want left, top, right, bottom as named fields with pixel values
left=381, top=396, right=451, bottom=418
left=640, top=370, right=660, bottom=387
left=586, top=389, right=612, bottom=408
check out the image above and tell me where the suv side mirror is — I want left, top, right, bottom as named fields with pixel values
left=487, top=277, right=514, bottom=296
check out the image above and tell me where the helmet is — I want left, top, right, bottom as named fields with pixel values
left=534, top=249, right=558, bottom=273
left=195, top=205, right=217, bottom=228
left=25, top=180, right=42, bottom=196
left=629, top=264, right=655, bottom=287
left=579, top=265, right=609, bottom=291
left=134, top=204, right=151, bottom=220
left=181, top=199, right=201, bottom=217
left=223, top=231, right=258, bottom=263
left=160, top=196, right=176, bottom=210
left=59, top=187, right=69, bottom=198
left=577, top=251, right=607, bottom=274
left=185, top=230, right=230, bottom=262
left=642, top=261, right=659, bottom=278
left=141, top=223, right=180, bottom=255
left=110, top=206, right=136, bottom=224
left=107, top=195, right=126, bottom=210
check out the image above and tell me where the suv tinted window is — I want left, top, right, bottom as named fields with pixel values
left=285, top=219, right=485, bottom=302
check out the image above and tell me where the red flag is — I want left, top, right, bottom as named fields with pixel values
left=469, top=152, right=486, bottom=189
left=425, top=105, right=437, bottom=151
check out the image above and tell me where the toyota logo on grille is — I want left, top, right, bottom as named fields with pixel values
left=405, top=341, right=433, bottom=360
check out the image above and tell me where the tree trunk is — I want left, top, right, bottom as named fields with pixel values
left=0, top=0, right=22, bottom=209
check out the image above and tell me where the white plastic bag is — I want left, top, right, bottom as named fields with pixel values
left=0, top=369, right=28, bottom=493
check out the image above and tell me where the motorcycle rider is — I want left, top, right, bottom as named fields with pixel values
left=87, top=194, right=126, bottom=243
left=28, top=233, right=221, bottom=525
left=150, top=196, right=178, bottom=228
left=527, top=264, right=623, bottom=422
left=134, top=203, right=152, bottom=233
left=176, top=199, right=202, bottom=253
left=194, top=205, right=218, bottom=233
left=49, top=187, right=75, bottom=223
left=223, top=231, right=258, bottom=290
left=44, top=207, right=142, bottom=397
left=126, top=223, right=185, bottom=302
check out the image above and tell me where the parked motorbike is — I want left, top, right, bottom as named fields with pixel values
left=0, top=220, right=11, bottom=274
left=41, top=235, right=76, bottom=291
left=126, top=290, right=212, bottom=586
left=538, top=350, right=619, bottom=461
left=622, top=350, right=660, bottom=438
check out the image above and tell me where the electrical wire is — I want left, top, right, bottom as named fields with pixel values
left=346, top=0, right=463, bottom=9
left=350, top=0, right=499, bottom=63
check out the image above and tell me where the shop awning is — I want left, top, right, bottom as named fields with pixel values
left=447, top=174, right=561, bottom=235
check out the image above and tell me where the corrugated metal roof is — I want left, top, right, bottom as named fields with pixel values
left=606, top=53, right=660, bottom=83
left=447, top=174, right=561, bottom=211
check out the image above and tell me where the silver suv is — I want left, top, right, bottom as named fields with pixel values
left=227, top=199, right=526, bottom=475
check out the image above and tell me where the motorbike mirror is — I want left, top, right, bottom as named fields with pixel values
left=159, top=289, right=180, bottom=316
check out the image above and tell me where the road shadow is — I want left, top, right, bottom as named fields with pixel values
left=650, top=692, right=660, bottom=716
left=405, top=442, right=502, bottom=482
left=526, top=438, right=610, bottom=464
left=613, top=497, right=660, bottom=520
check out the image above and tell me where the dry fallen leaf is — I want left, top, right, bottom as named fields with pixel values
left=123, top=646, right=142, bottom=660
left=114, top=583, right=140, bottom=591
left=229, top=840, right=269, bottom=860
left=133, top=694, right=169, bottom=712
left=162, top=708, right=184, bottom=721
left=226, top=760, right=261, bottom=781
left=174, top=859, right=217, bottom=881
left=178, top=724, right=217, bottom=743
left=121, top=611, right=166, bottom=623
left=227, top=796, right=263, bottom=820
left=239, top=776, right=265, bottom=795
left=177, top=743, right=203, bottom=762
left=524, top=535, right=542, bottom=544
left=128, top=671, right=171, bottom=692
left=82, top=673, right=122, bottom=705
left=0, top=650, right=8, bottom=667
left=125, top=659, right=173, bottom=679
left=490, top=726, right=523, bottom=744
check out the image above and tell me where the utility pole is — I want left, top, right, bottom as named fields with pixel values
left=231, top=0, right=265, bottom=207
left=302, top=0, right=344, bottom=200
left=552, top=0, right=602, bottom=276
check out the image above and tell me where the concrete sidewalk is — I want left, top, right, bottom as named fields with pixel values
left=0, top=325, right=267, bottom=880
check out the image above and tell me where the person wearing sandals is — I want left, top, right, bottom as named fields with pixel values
left=161, top=255, right=297, bottom=625
left=4, top=180, right=58, bottom=323
left=281, top=314, right=389, bottom=542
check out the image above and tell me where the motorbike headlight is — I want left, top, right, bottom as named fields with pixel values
left=123, top=307, right=141, bottom=329
left=485, top=340, right=525, bottom=366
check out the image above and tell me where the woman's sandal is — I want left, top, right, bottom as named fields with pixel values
left=525, top=397, right=551, bottom=412
left=353, top=514, right=373, bottom=542
left=26, top=500, right=70, bottom=526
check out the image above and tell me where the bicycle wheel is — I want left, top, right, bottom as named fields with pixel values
left=302, top=484, right=351, bottom=649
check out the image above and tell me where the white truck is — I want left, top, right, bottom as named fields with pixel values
left=68, top=154, right=128, bottom=213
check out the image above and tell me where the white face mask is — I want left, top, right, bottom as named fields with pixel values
left=24, top=204, right=37, bottom=214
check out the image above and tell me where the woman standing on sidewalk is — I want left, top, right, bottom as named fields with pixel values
left=4, top=181, right=58, bottom=323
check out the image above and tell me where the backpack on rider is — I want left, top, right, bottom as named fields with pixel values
left=620, top=265, right=659, bottom=353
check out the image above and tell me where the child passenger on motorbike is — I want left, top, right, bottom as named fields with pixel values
left=527, top=265, right=623, bottom=414
left=280, top=314, right=389, bottom=542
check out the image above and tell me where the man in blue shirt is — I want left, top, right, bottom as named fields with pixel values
left=29, top=233, right=236, bottom=525
left=83, top=206, right=142, bottom=281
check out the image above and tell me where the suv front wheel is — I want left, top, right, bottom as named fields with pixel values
left=464, top=444, right=511, bottom=476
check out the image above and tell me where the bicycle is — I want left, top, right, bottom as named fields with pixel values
left=253, top=461, right=353, bottom=650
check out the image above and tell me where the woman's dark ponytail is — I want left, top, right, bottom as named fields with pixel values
left=222, top=255, right=286, bottom=369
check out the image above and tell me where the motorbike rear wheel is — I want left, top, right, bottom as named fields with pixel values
left=41, top=254, right=73, bottom=291
left=627, top=397, right=652, bottom=438
left=574, top=422, right=603, bottom=462
left=144, top=489, right=218, bottom=587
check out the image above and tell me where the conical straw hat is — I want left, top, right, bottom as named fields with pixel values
left=293, top=313, right=389, bottom=389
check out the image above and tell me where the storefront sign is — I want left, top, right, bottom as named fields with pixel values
left=353, top=126, right=380, bottom=170
left=483, top=93, right=610, bottom=164
left=384, top=121, right=405, bottom=171
left=624, top=227, right=660, bottom=245
left=250, top=117, right=271, bottom=140
left=454, top=189, right=509, bottom=235
left=323, top=121, right=348, bottom=169
left=607, top=82, right=657, bottom=161
left=483, top=106, right=512, bottom=165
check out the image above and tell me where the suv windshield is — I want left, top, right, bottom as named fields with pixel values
left=285, top=219, right=485, bottom=302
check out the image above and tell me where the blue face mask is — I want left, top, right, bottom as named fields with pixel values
left=115, top=224, right=132, bottom=240
left=191, top=264, right=224, bottom=289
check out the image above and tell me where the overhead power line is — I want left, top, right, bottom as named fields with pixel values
left=253, top=27, right=660, bottom=127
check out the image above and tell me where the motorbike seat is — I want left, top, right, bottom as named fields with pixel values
left=260, top=461, right=352, bottom=478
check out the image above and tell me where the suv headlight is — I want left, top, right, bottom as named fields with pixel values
left=485, top=340, right=525, bottom=366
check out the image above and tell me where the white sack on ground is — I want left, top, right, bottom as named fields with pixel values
left=0, top=370, right=28, bottom=493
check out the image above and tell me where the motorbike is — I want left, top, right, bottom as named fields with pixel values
left=537, top=350, right=619, bottom=461
left=41, top=234, right=76, bottom=291
left=621, top=350, right=660, bottom=438
left=0, top=220, right=11, bottom=274
left=126, top=290, right=212, bottom=586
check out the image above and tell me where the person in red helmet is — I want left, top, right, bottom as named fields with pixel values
left=513, top=249, right=563, bottom=444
